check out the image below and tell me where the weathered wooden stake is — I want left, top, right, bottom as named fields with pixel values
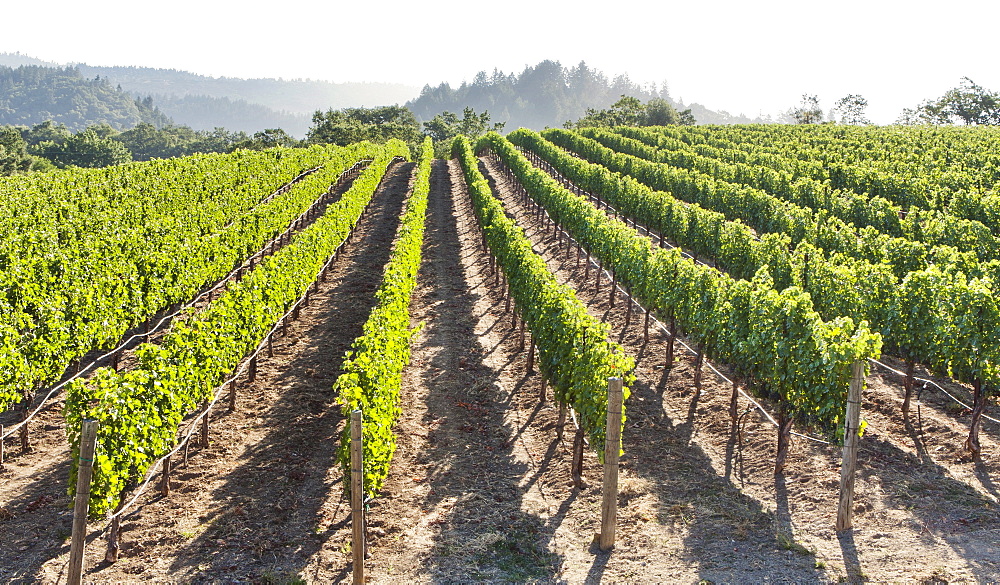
left=557, top=403, right=567, bottom=441
left=68, top=420, right=98, bottom=585
left=351, top=410, right=366, bottom=584
left=902, top=359, right=915, bottom=417
left=200, top=407, right=210, bottom=448
left=572, top=427, right=585, bottom=489
left=600, top=378, right=623, bottom=551
left=268, top=334, right=274, bottom=358
left=643, top=309, right=651, bottom=343
left=729, top=380, right=740, bottom=423
left=161, top=455, right=171, bottom=496
left=665, top=316, right=676, bottom=368
left=527, top=337, right=536, bottom=373
left=609, top=274, right=617, bottom=306
left=837, top=361, right=865, bottom=532
left=228, top=380, right=237, bottom=413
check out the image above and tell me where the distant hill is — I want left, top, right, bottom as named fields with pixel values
left=406, top=60, right=764, bottom=129
left=0, top=54, right=420, bottom=137
left=142, top=94, right=310, bottom=136
left=73, top=64, right=420, bottom=115
left=0, top=65, right=170, bottom=130
left=0, top=53, right=760, bottom=136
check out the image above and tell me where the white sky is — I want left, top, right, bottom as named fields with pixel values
left=4, top=0, right=998, bottom=124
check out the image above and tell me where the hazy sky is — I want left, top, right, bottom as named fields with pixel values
left=4, top=0, right=998, bottom=124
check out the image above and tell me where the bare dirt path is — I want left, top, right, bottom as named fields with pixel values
left=5, top=152, right=1000, bottom=584
left=2, top=161, right=415, bottom=583
left=0, top=164, right=368, bottom=584
left=476, top=151, right=1000, bottom=583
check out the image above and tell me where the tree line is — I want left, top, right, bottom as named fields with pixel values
left=790, top=78, right=1000, bottom=125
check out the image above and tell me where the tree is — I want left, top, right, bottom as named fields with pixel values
left=35, top=127, right=131, bottom=168
left=116, top=123, right=249, bottom=160
left=791, top=94, right=824, bottom=124
left=230, top=128, right=299, bottom=151
left=0, top=126, right=33, bottom=175
left=569, top=95, right=696, bottom=128
left=897, top=78, right=1000, bottom=125
left=423, top=107, right=504, bottom=156
left=645, top=98, right=680, bottom=125
left=834, top=94, right=870, bottom=125
left=307, top=105, right=422, bottom=147
left=939, top=78, right=1000, bottom=125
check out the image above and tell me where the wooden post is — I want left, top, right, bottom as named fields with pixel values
left=161, top=455, right=171, bottom=496
left=201, top=407, right=210, bottom=448
left=249, top=356, right=258, bottom=383
left=609, top=273, right=617, bottom=306
left=902, top=359, right=915, bottom=417
left=20, top=417, right=29, bottom=452
left=527, top=337, right=536, bottom=374
left=837, top=361, right=865, bottom=532
left=730, top=379, right=740, bottom=423
left=351, top=410, right=366, bottom=584
left=557, top=403, right=567, bottom=441
left=600, top=378, right=623, bottom=551
left=643, top=309, right=651, bottom=343
left=572, top=428, right=585, bottom=489
left=228, top=380, right=237, bottom=413
left=68, top=420, right=98, bottom=585
left=665, top=316, right=676, bottom=368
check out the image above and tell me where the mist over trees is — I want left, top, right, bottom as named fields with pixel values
left=408, top=60, right=760, bottom=130
left=0, top=65, right=169, bottom=130
left=409, top=61, right=672, bottom=130
left=568, top=96, right=696, bottom=128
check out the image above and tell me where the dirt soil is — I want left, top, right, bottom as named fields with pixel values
left=2, top=156, right=1000, bottom=583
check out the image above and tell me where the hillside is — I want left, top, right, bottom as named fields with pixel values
left=0, top=54, right=419, bottom=136
left=0, top=65, right=169, bottom=131
left=0, top=54, right=760, bottom=135
left=73, top=64, right=420, bottom=114
left=146, top=93, right=311, bottom=136
left=406, top=60, right=763, bottom=129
